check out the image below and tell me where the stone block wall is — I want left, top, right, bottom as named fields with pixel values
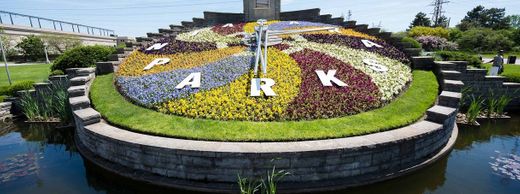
left=413, top=57, right=520, bottom=110
left=70, top=55, right=460, bottom=193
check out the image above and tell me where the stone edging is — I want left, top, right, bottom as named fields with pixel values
left=67, top=52, right=462, bottom=192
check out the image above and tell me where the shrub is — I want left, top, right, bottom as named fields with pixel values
left=51, top=45, right=115, bottom=72
left=0, top=80, right=35, bottom=96
left=41, top=34, right=82, bottom=54
left=401, top=37, right=422, bottom=48
left=408, top=26, right=450, bottom=39
left=435, top=51, right=482, bottom=67
left=457, top=28, right=514, bottom=52
left=50, top=70, right=65, bottom=76
left=415, top=36, right=458, bottom=51
left=448, top=28, right=463, bottom=41
left=16, top=35, right=45, bottom=61
left=18, top=83, right=70, bottom=122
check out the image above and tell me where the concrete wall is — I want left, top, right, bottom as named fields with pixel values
left=244, top=0, right=281, bottom=21
left=0, top=24, right=116, bottom=47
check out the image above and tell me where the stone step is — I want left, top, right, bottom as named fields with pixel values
left=117, top=47, right=134, bottom=53
left=68, top=86, right=86, bottom=97
left=70, top=76, right=92, bottom=86
left=73, top=108, right=101, bottom=126
left=147, top=32, right=164, bottom=38
left=443, top=79, right=464, bottom=92
left=377, top=32, right=392, bottom=40
left=441, top=70, right=461, bottom=80
left=411, top=56, right=435, bottom=70
left=404, top=48, right=421, bottom=56
left=343, top=20, right=357, bottom=28
left=484, top=76, right=507, bottom=82
left=169, top=25, right=186, bottom=31
left=435, top=61, right=459, bottom=71
left=69, top=96, right=91, bottom=111
left=438, top=91, right=462, bottom=108
left=136, top=37, right=153, bottom=42
left=159, top=28, right=175, bottom=34
left=465, top=69, right=487, bottom=80
left=354, top=24, right=368, bottom=32
left=366, top=28, right=380, bottom=36
left=504, top=82, right=520, bottom=89
left=426, top=105, right=457, bottom=124
left=108, top=53, right=129, bottom=61
left=181, top=21, right=195, bottom=28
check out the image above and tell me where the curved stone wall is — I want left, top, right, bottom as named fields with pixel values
left=68, top=52, right=461, bottom=193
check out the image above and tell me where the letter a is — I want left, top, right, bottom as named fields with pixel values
left=361, top=39, right=383, bottom=48
left=250, top=78, right=276, bottom=96
left=143, top=58, right=170, bottom=70
left=145, top=43, right=168, bottom=51
left=315, top=70, right=348, bottom=87
left=175, top=72, right=201, bottom=89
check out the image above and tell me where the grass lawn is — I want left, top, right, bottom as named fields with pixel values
left=474, top=52, right=520, bottom=59
left=483, top=63, right=520, bottom=83
left=0, top=64, right=51, bottom=88
left=91, top=70, right=438, bottom=142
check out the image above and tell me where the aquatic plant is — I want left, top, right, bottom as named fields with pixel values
left=466, top=96, right=484, bottom=124
left=496, top=95, right=512, bottom=116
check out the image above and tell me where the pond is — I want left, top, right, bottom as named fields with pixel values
left=0, top=115, right=519, bottom=194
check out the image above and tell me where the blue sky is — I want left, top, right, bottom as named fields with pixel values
left=1, top=0, right=519, bottom=37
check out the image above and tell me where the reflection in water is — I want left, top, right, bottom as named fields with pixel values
left=0, top=115, right=519, bottom=194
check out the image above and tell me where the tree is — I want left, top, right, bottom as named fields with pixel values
left=409, top=12, right=432, bottom=29
left=457, top=5, right=511, bottom=30
left=16, top=35, right=45, bottom=61
left=509, top=15, right=520, bottom=29
left=0, top=28, right=18, bottom=61
left=456, top=28, right=513, bottom=52
left=41, top=34, right=82, bottom=54
left=435, top=16, right=449, bottom=28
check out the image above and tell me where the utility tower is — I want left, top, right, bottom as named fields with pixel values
left=347, top=10, right=352, bottom=21
left=430, top=0, right=449, bottom=26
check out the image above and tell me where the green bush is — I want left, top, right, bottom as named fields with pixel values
left=401, top=37, right=422, bottom=48
left=408, top=26, right=450, bottom=39
left=50, top=69, right=65, bottom=76
left=16, top=35, right=45, bottom=61
left=0, top=80, right=35, bottom=96
left=448, top=28, right=463, bottom=41
left=51, top=45, right=115, bottom=72
left=435, top=51, right=482, bottom=68
left=457, top=28, right=514, bottom=52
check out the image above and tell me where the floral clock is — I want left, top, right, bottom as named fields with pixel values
left=116, top=21, right=412, bottom=121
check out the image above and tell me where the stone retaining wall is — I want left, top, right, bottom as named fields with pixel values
left=413, top=57, right=520, bottom=110
left=70, top=54, right=461, bottom=193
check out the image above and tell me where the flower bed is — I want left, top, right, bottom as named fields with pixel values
left=115, top=21, right=413, bottom=121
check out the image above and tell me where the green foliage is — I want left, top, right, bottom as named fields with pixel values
left=485, top=91, right=499, bottom=118
left=401, top=37, right=422, bottom=48
left=466, top=97, right=484, bottom=124
left=90, top=71, right=438, bottom=141
left=510, top=15, right=520, bottom=29
left=408, top=26, right=450, bottom=39
left=0, top=80, right=35, bottom=96
left=50, top=69, right=65, bottom=76
left=18, top=83, right=70, bottom=122
left=237, top=166, right=289, bottom=194
left=16, top=35, right=45, bottom=61
left=448, top=28, right=463, bottom=41
left=0, top=28, right=18, bottom=61
left=41, top=34, right=82, bottom=54
left=496, top=95, right=512, bottom=116
left=456, top=28, right=514, bottom=52
left=409, top=12, right=432, bottom=29
left=435, top=51, right=482, bottom=68
left=51, top=45, right=115, bottom=72
left=457, top=5, right=511, bottom=31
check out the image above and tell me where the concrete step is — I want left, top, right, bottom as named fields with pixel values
left=73, top=108, right=101, bottom=126
left=426, top=105, right=457, bottom=124
left=136, top=37, right=153, bottom=42
left=96, top=61, right=121, bottom=75
left=441, top=70, right=461, bottom=80
left=435, top=61, right=460, bottom=71
left=68, top=86, right=86, bottom=97
left=465, top=69, right=487, bottom=80
left=169, top=25, right=187, bottom=31
left=366, top=28, right=380, bottom=35
left=108, top=53, right=129, bottom=61
left=438, top=91, right=462, bottom=108
left=377, top=32, right=392, bottom=40
left=69, top=96, right=91, bottom=111
left=181, top=21, right=195, bottom=28
left=443, top=80, right=464, bottom=92
left=504, top=82, right=520, bottom=89
left=343, top=20, right=357, bottom=28
left=70, top=76, right=92, bottom=86
left=147, top=32, right=164, bottom=38
left=411, top=56, right=435, bottom=70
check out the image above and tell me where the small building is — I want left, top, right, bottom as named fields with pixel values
left=243, top=0, right=281, bottom=21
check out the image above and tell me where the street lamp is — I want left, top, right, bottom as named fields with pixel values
left=43, top=42, right=50, bottom=64
left=0, top=37, right=12, bottom=85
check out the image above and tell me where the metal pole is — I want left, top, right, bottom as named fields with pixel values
left=53, top=21, right=56, bottom=30
left=0, top=15, right=3, bottom=24
left=37, top=18, right=41, bottom=28
left=0, top=39, right=12, bottom=85
left=9, top=13, right=13, bottom=25
left=60, top=22, right=63, bottom=31
left=29, top=16, right=33, bottom=27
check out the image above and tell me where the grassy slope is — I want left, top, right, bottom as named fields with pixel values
left=483, top=63, right=520, bottom=83
left=0, top=64, right=51, bottom=87
left=91, top=70, right=438, bottom=142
